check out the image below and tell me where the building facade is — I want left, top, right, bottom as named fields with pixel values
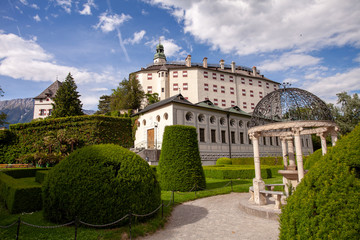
left=33, top=80, right=62, bottom=119
left=134, top=94, right=313, bottom=165
left=132, top=43, right=280, bottom=112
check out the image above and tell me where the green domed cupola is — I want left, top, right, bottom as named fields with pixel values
left=153, top=39, right=167, bottom=64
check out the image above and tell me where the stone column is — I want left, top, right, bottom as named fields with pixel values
left=330, top=127, right=339, bottom=146
left=249, top=132, right=266, bottom=205
left=286, top=137, right=296, bottom=170
left=280, top=137, right=288, bottom=168
left=317, top=132, right=327, bottom=155
left=293, top=127, right=304, bottom=181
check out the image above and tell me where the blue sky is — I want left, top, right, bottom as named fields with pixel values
left=1, top=0, right=360, bottom=110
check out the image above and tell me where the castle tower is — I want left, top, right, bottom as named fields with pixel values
left=158, top=64, right=169, bottom=100
left=153, top=39, right=166, bottom=65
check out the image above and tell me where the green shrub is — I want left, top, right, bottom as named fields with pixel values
left=35, top=170, right=49, bottom=184
left=0, top=170, right=43, bottom=213
left=0, top=115, right=132, bottom=164
left=216, top=157, right=232, bottom=165
left=42, top=144, right=161, bottom=225
left=2, top=168, right=39, bottom=178
left=231, top=156, right=283, bottom=166
left=203, top=165, right=281, bottom=179
left=303, top=148, right=332, bottom=170
left=158, top=125, right=206, bottom=191
left=279, top=124, right=360, bottom=239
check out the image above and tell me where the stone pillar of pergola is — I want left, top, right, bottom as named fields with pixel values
left=248, top=120, right=339, bottom=206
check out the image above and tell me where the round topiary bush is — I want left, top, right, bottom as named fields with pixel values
left=216, top=157, right=232, bottom=165
left=279, top=124, right=360, bottom=239
left=42, top=144, right=161, bottom=224
left=158, top=125, right=206, bottom=191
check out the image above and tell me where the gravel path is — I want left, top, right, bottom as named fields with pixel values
left=138, top=192, right=279, bottom=240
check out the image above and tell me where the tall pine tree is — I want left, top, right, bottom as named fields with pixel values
left=51, top=73, right=83, bottom=118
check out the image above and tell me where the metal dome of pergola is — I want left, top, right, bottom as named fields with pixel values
left=247, top=87, right=339, bottom=208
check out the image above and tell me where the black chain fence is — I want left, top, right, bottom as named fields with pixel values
left=1, top=180, right=235, bottom=239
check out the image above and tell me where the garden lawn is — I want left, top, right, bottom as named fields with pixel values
left=0, top=176, right=283, bottom=240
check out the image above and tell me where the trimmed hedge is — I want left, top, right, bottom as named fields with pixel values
left=42, top=144, right=161, bottom=225
left=231, top=156, right=283, bottom=166
left=35, top=170, right=49, bottom=184
left=0, top=169, right=44, bottom=213
left=203, top=165, right=282, bottom=179
left=303, top=147, right=332, bottom=170
left=216, top=157, right=232, bottom=165
left=0, top=115, right=133, bottom=164
left=279, top=124, right=360, bottom=239
left=158, top=125, right=206, bottom=191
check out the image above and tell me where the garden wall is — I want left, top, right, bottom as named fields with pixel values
left=0, top=115, right=133, bottom=163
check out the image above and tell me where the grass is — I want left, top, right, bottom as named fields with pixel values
left=0, top=176, right=283, bottom=240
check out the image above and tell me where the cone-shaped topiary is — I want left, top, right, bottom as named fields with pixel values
left=279, top=124, right=360, bottom=239
left=158, top=125, right=206, bottom=191
left=42, top=144, right=161, bottom=225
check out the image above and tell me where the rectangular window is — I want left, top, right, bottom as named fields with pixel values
left=276, top=137, right=279, bottom=146
left=173, top=71, right=178, bottom=78
left=249, top=137, right=252, bottom=145
left=243, top=102, right=247, bottom=109
left=162, top=88, right=164, bottom=92
left=270, top=137, right=273, bottom=146
left=147, top=86, right=152, bottom=93
left=263, top=137, right=266, bottom=145
left=221, top=86, right=225, bottom=93
left=48, top=109, right=52, bottom=116
left=249, top=79, right=253, bottom=85
left=213, top=85, right=217, bottom=92
left=183, top=71, right=188, bottom=77
left=258, top=81, right=262, bottom=87
left=204, top=71, right=208, bottom=78
left=302, top=139, right=304, bottom=147
left=250, top=90, right=254, bottom=97
left=259, top=91, right=263, bottom=98
left=231, top=131, right=235, bottom=144
left=222, top=99, right=226, bottom=106
left=220, top=74, right=224, bottom=81
left=204, top=83, right=209, bottom=91
left=221, top=130, right=226, bottom=143
left=266, top=82, right=269, bottom=89
left=230, top=76, right=234, bottom=82
left=241, top=78, right=245, bottom=84
left=136, top=74, right=139, bottom=80
left=147, top=73, right=152, bottom=80
left=183, top=83, right=188, bottom=90
left=214, top=98, right=218, bottom=105
left=185, top=97, right=189, bottom=100
left=199, top=128, right=205, bottom=142
left=230, top=87, right=234, bottom=95
left=39, top=109, right=45, bottom=116
left=240, top=132, right=244, bottom=144
left=205, top=97, right=209, bottom=100
left=274, top=84, right=277, bottom=90
left=161, top=72, right=164, bottom=77
left=251, top=103, right=255, bottom=109
left=173, top=83, right=178, bottom=91
left=213, top=72, right=217, bottom=80
left=211, top=129, right=216, bottom=143
left=39, top=99, right=43, bottom=103
left=306, top=138, right=309, bottom=147
left=231, top=100, right=235, bottom=107
left=242, top=89, right=246, bottom=96
left=158, top=73, right=160, bottom=77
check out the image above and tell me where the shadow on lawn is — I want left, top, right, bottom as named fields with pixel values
left=205, top=179, right=251, bottom=190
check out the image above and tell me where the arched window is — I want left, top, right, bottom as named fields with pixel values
left=198, top=114, right=205, bottom=122
left=210, top=116, right=216, bottom=124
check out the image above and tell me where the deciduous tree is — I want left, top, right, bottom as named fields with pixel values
left=0, top=86, right=8, bottom=126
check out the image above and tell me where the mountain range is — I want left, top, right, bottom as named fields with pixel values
left=0, top=98, right=95, bottom=128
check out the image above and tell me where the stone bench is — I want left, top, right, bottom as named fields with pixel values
left=249, top=185, right=284, bottom=209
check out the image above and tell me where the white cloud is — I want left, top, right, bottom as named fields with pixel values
left=145, top=36, right=187, bottom=58
left=19, top=0, right=28, bottom=5
left=354, top=54, right=360, bottom=63
left=3, top=16, right=16, bottom=21
left=90, top=88, right=108, bottom=91
left=56, top=0, right=72, bottom=14
left=301, top=67, right=360, bottom=103
left=124, top=30, right=146, bottom=45
left=94, top=12, right=131, bottom=33
left=260, top=53, right=322, bottom=71
left=141, top=9, right=148, bottom=15
left=30, top=4, right=40, bottom=9
left=0, top=32, right=121, bottom=109
left=145, top=0, right=360, bottom=56
left=79, top=0, right=96, bottom=15
left=33, top=14, right=41, bottom=22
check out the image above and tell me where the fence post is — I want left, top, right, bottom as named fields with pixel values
left=129, top=212, right=132, bottom=240
left=74, top=216, right=78, bottom=240
left=231, top=180, right=233, bottom=192
left=16, top=217, right=21, bottom=240
left=161, top=200, right=164, bottom=218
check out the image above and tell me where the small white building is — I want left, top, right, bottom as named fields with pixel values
left=134, top=94, right=313, bottom=165
left=33, top=80, right=62, bottom=119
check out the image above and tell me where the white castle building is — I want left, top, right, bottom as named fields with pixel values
left=132, top=42, right=280, bottom=112
left=33, top=80, right=62, bottom=119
